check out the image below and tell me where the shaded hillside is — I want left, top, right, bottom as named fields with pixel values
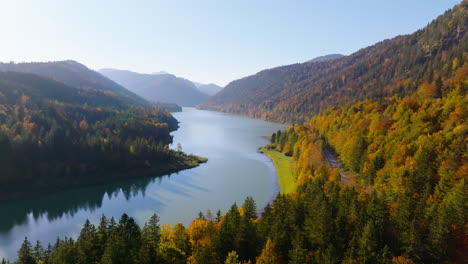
left=99, top=69, right=209, bottom=106
left=0, top=71, right=205, bottom=200
left=154, top=102, right=183, bottom=112
left=0, top=60, right=147, bottom=107
left=200, top=2, right=467, bottom=123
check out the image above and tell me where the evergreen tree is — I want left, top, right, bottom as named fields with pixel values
left=76, top=219, right=99, bottom=264
left=140, top=214, right=161, bottom=264
left=97, top=215, right=109, bottom=256
left=17, top=238, right=36, bottom=264
left=142, top=214, right=161, bottom=247
left=216, top=210, right=222, bottom=222
left=215, top=203, right=241, bottom=260
left=236, top=198, right=258, bottom=262
left=32, top=241, right=45, bottom=263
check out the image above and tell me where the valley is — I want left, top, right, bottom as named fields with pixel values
left=0, top=1, right=466, bottom=263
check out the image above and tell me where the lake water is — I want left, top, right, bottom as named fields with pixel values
left=0, top=107, right=286, bottom=260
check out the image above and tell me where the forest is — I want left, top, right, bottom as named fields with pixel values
left=0, top=71, right=205, bottom=200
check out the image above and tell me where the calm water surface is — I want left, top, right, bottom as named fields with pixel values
left=0, top=107, right=286, bottom=260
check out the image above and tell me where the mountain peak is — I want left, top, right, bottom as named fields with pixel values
left=152, top=71, right=170, bottom=75
left=306, top=54, right=344, bottom=63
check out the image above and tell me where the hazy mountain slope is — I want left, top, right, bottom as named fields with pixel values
left=307, top=54, right=344, bottom=63
left=194, top=83, right=223, bottom=95
left=99, top=69, right=209, bottom=106
left=0, top=60, right=147, bottom=107
left=200, top=2, right=467, bottom=123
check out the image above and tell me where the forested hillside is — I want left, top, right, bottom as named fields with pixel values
left=0, top=60, right=147, bottom=107
left=99, top=69, right=209, bottom=106
left=0, top=71, right=205, bottom=201
left=265, top=62, right=466, bottom=263
left=200, top=2, right=467, bottom=123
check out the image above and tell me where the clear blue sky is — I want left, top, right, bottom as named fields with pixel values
left=0, top=0, right=461, bottom=86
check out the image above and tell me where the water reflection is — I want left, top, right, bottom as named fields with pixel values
left=0, top=174, right=172, bottom=234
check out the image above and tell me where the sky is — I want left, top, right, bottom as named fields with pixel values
left=0, top=0, right=461, bottom=86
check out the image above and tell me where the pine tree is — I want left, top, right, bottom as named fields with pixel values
left=215, top=203, right=241, bottom=259
left=97, top=215, right=109, bottom=256
left=17, top=237, right=36, bottom=264
left=216, top=210, right=222, bottom=222
left=142, top=214, right=161, bottom=248
left=140, top=214, right=161, bottom=264
left=32, top=241, right=44, bottom=263
left=76, top=219, right=99, bottom=264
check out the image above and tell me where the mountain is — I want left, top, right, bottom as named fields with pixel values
left=0, top=71, right=205, bottom=200
left=200, top=1, right=467, bottom=123
left=306, top=53, right=344, bottom=63
left=194, top=82, right=223, bottom=95
left=0, top=71, right=140, bottom=109
left=99, top=69, right=209, bottom=106
left=152, top=71, right=169, bottom=75
left=0, top=60, right=148, bottom=107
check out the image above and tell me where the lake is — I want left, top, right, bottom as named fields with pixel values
left=0, top=107, right=287, bottom=260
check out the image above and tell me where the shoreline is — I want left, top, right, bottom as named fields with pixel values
left=0, top=155, right=207, bottom=203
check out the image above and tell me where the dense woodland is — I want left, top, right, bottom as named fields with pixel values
left=0, top=71, right=205, bottom=200
left=200, top=1, right=467, bottom=123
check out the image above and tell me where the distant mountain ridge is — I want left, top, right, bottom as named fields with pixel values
left=199, top=2, right=467, bottom=123
left=0, top=60, right=148, bottom=107
left=99, top=69, right=209, bottom=106
left=194, top=82, right=223, bottom=95
left=307, top=54, right=344, bottom=63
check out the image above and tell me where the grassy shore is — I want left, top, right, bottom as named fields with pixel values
left=260, top=147, right=295, bottom=194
